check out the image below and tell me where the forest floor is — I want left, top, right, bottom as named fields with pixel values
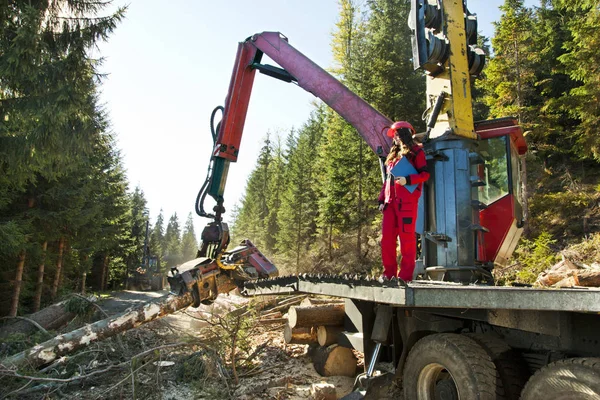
left=0, top=290, right=404, bottom=399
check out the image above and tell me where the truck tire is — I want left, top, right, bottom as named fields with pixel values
left=403, top=333, right=497, bottom=400
left=465, top=333, right=530, bottom=400
left=520, top=357, right=600, bottom=400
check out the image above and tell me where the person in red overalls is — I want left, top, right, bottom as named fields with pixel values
left=378, top=121, right=430, bottom=281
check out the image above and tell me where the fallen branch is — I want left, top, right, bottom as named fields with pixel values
left=238, top=362, right=287, bottom=378
left=2, top=342, right=195, bottom=398
left=2, top=292, right=193, bottom=370
left=70, top=293, right=110, bottom=318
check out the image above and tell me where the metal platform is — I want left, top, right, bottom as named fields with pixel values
left=242, top=275, right=600, bottom=313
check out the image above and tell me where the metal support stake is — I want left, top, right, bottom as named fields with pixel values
left=366, top=305, right=394, bottom=378
left=366, top=342, right=382, bottom=378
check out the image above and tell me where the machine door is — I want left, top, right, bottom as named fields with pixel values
left=477, top=135, right=524, bottom=266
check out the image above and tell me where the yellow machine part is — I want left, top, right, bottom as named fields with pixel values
left=427, top=0, right=476, bottom=140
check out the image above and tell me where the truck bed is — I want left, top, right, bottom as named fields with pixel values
left=243, top=275, right=600, bottom=313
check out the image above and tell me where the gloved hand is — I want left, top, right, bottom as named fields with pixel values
left=395, top=176, right=407, bottom=186
left=378, top=203, right=385, bottom=212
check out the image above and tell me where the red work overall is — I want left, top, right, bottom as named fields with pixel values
left=378, top=145, right=429, bottom=281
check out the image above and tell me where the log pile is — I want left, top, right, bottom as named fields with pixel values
left=282, top=297, right=357, bottom=377
left=536, top=257, right=600, bottom=288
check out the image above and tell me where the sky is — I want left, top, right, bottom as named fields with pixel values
left=97, top=0, right=538, bottom=240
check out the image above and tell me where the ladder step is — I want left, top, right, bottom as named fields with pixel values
left=425, top=232, right=452, bottom=242
left=470, top=224, right=490, bottom=233
left=469, top=153, right=485, bottom=165
left=470, top=176, right=486, bottom=187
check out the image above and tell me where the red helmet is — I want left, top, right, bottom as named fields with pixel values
left=386, top=121, right=416, bottom=138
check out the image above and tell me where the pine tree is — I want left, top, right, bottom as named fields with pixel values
left=0, top=0, right=125, bottom=313
left=231, top=134, right=274, bottom=249
left=264, top=135, right=287, bottom=252
left=150, top=209, right=166, bottom=262
left=481, top=0, right=537, bottom=124
left=364, top=0, right=426, bottom=124
left=181, top=213, right=198, bottom=261
left=553, top=0, right=600, bottom=161
left=164, top=212, right=183, bottom=267
left=277, top=115, right=323, bottom=272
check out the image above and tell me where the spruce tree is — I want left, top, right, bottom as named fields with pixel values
left=181, top=213, right=199, bottom=262
left=553, top=0, right=600, bottom=161
left=277, top=115, right=323, bottom=272
left=164, top=213, right=183, bottom=267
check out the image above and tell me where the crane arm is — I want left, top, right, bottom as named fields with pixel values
left=200, top=32, right=394, bottom=221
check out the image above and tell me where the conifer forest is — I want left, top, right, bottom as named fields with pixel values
left=1, top=0, right=600, bottom=320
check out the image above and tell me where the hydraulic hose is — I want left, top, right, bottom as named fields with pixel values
left=195, top=106, right=224, bottom=218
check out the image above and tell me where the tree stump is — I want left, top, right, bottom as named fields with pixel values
left=317, top=325, right=344, bottom=347
left=283, top=324, right=318, bottom=345
left=312, top=344, right=357, bottom=377
left=288, top=304, right=345, bottom=328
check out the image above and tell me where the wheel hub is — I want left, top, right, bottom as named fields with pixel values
left=434, top=377, right=459, bottom=400
left=417, top=363, right=459, bottom=400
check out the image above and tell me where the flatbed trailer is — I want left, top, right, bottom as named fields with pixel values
left=243, top=276, right=600, bottom=399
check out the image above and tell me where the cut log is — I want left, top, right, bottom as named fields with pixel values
left=283, top=323, right=318, bottom=345
left=258, top=317, right=288, bottom=325
left=550, top=258, right=579, bottom=272
left=554, top=275, right=579, bottom=288
left=311, top=382, right=337, bottom=400
left=260, top=311, right=283, bottom=319
left=2, top=292, right=193, bottom=369
left=536, top=270, right=577, bottom=287
left=553, top=270, right=600, bottom=288
left=317, top=325, right=344, bottom=347
left=288, top=304, right=345, bottom=329
left=312, top=344, right=357, bottom=377
left=576, top=270, right=600, bottom=287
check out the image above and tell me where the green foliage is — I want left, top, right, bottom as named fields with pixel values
left=0, top=1, right=137, bottom=314
left=562, top=233, right=600, bottom=266
left=64, top=294, right=93, bottom=317
left=0, top=331, right=52, bottom=358
left=514, top=232, right=558, bottom=283
left=181, top=213, right=198, bottom=262
left=164, top=212, right=183, bottom=267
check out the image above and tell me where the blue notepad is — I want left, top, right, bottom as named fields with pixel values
left=390, top=157, right=418, bottom=193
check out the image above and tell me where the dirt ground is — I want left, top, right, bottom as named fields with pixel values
left=100, top=290, right=358, bottom=400
left=2, top=290, right=376, bottom=399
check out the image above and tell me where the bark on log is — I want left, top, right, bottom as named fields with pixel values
left=288, top=304, right=345, bottom=329
left=312, top=344, right=357, bottom=377
left=2, top=292, right=193, bottom=369
left=283, top=324, right=318, bottom=345
left=317, top=325, right=344, bottom=347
